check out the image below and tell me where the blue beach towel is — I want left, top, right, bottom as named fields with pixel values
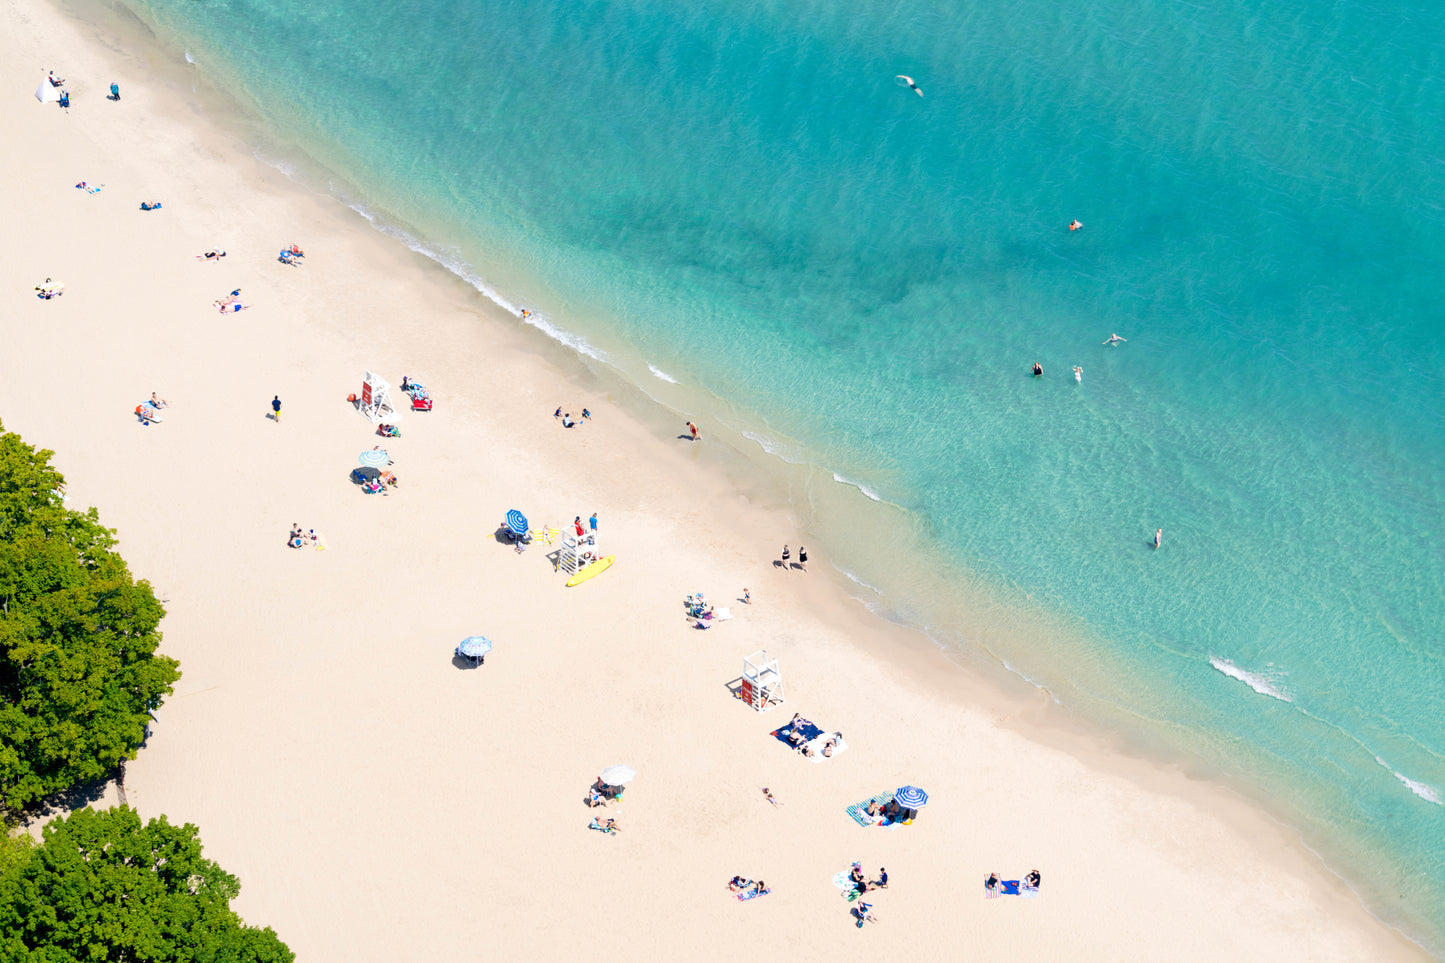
left=737, top=887, right=770, bottom=901
left=844, top=792, right=895, bottom=827
left=771, top=720, right=823, bottom=747
left=1001, top=880, right=1021, bottom=895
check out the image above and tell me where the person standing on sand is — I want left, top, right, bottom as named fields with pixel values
left=687, top=421, right=700, bottom=441
left=1154, top=528, right=1162, bottom=549
left=743, top=588, right=751, bottom=605
left=589, top=513, right=598, bottom=539
left=271, top=395, right=282, bottom=423
left=798, top=546, right=808, bottom=571
left=781, top=545, right=790, bottom=568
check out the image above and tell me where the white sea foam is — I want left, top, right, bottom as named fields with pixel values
left=1001, top=658, right=1063, bottom=705
left=1209, top=657, right=1292, bottom=702
left=839, top=568, right=883, bottom=597
left=647, top=364, right=679, bottom=384
left=741, top=431, right=804, bottom=464
left=184, top=51, right=196, bottom=64
left=1374, top=756, right=1444, bottom=805
left=832, top=472, right=882, bottom=502
left=337, top=197, right=607, bottom=362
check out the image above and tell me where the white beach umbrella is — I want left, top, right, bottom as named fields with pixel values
left=600, top=764, right=635, bottom=786
left=35, top=78, right=60, bottom=104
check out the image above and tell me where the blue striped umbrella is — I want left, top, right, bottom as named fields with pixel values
left=894, top=785, right=928, bottom=808
left=456, top=636, right=493, bottom=658
left=505, top=509, right=529, bottom=536
left=358, top=449, right=390, bottom=468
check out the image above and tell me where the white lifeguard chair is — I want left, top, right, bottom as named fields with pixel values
left=740, top=651, right=785, bottom=712
left=357, top=370, right=402, bottom=425
left=555, top=532, right=600, bottom=575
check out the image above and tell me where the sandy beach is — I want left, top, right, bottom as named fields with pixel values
left=0, top=1, right=1427, bottom=958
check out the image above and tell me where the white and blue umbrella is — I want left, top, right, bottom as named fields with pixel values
left=600, top=764, right=636, bottom=787
left=456, top=636, right=493, bottom=658
left=505, top=509, right=529, bottom=537
left=358, top=449, right=390, bottom=468
left=894, top=785, right=928, bottom=808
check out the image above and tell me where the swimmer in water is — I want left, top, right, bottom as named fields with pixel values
left=1103, top=333, right=1127, bottom=346
left=1074, top=365, right=1083, bottom=382
left=1032, top=362, right=1043, bottom=377
left=895, top=74, right=924, bottom=97
left=1069, top=219, right=1083, bottom=231
left=1154, top=528, right=1162, bottom=549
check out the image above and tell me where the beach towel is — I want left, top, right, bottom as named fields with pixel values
left=771, top=720, right=823, bottom=748
left=1020, top=884, right=1039, bottom=899
left=1001, top=880, right=1021, bottom=895
left=805, top=734, right=848, bottom=763
left=845, top=792, right=894, bottom=827
left=736, top=886, right=770, bottom=901
left=75, top=182, right=102, bottom=194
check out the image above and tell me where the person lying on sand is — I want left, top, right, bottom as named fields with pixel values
left=588, top=816, right=619, bottom=834
left=199, top=250, right=227, bottom=260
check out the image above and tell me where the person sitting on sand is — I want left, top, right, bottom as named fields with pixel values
left=852, top=902, right=878, bottom=925
left=728, top=876, right=751, bottom=893
left=561, top=413, right=575, bottom=428
left=48, top=71, right=65, bottom=87
left=849, top=864, right=866, bottom=890
left=288, top=525, right=305, bottom=549
left=288, top=244, right=305, bottom=257
left=150, top=392, right=168, bottom=408
left=865, top=799, right=883, bottom=820
left=985, top=872, right=1000, bottom=893
left=1025, top=869, right=1041, bottom=890
left=872, top=867, right=889, bottom=890
left=139, top=201, right=162, bottom=211
left=135, top=405, right=155, bottom=425
left=762, top=787, right=780, bottom=807
left=787, top=727, right=809, bottom=749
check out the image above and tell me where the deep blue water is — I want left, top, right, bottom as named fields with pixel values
left=120, top=0, right=1445, bottom=946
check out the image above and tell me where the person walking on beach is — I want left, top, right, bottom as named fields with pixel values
left=780, top=545, right=790, bottom=569
left=798, top=546, right=808, bottom=571
left=1154, top=527, right=1162, bottom=549
left=687, top=421, right=699, bottom=441
left=743, top=588, right=751, bottom=605
left=271, top=395, right=282, bottom=423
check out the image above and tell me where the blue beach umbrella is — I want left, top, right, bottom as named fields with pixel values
left=456, top=636, right=493, bottom=659
left=358, top=449, right=390, bottom=468
left=894, top=786, right=928, bottom=808
left=505, top=509, right=529, bottom=537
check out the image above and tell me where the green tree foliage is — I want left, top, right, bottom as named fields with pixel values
left=0, top=806, right=293, bottom=962
left=0, top=424, right=180, bottom=812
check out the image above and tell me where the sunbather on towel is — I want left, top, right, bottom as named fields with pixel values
left=985, top=872, right=1000, bottom=895
left=589, top=816, right=619, bottom=834
left=821, top=732, right=842, bottom=757
left=1025, top=869, right=1041, bottom=890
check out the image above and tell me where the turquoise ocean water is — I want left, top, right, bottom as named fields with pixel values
left=110, top=0, right=1444, bottom=946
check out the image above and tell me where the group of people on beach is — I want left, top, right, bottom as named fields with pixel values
left=553, top=406, right=591, bottom=428
left=779, top=544, right=807, bottom=571
left=984, top=868, right=1042, bottom=896
left=286, top=524, right=324, bottom=550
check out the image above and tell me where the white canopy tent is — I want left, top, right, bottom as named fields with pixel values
left=35, top=77, right=60, bottom=104
left=356, top=370, right=402, bottom=425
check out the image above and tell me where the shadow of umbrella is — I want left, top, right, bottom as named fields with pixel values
left=350, top=466, right=381, bottom=486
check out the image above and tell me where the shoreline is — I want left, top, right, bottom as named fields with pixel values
left=2, top=0, right=1431, bottom=957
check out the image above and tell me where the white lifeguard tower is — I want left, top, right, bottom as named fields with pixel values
left=740, top=651, right=785, bottom=712
left=356, top=370, right=402, bottom=425
left=555, top=531, right=600, bottom=575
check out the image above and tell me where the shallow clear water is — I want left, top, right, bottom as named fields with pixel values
left=120, top=0, right=1445, bottom=946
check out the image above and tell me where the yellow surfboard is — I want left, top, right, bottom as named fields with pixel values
left=566, top=555, right=615, bottom=587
